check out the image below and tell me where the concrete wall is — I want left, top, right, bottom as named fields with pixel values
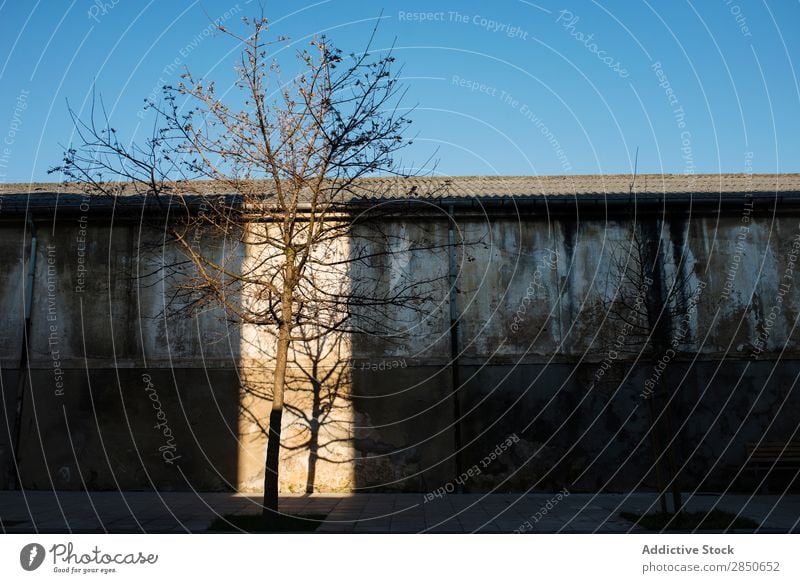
left=1, top=219, right=242, bottom=491
left=351, top=211, right=800, bottom=494
left=1, top=205, right=798, bottom=493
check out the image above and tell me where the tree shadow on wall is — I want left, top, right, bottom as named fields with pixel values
left=238, top=332, right=355, bottom=494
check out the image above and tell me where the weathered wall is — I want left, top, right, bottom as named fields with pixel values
left=1, top=220, right=242, bottom=491
left=351, top=211, right=800, bottom=494
left=1, top=205, right=798, bottom=493
left=0, top=224, right=26, bottom=487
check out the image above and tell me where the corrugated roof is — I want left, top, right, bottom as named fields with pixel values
left=344, top=173, right=800, bottom=198
left=1, top=173, right=799, bottom=199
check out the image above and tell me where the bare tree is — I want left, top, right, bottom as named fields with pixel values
left=51, top=15, right=442, bottom=520
left=598, top=213, right=703, bottom=515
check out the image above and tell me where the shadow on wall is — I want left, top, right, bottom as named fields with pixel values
left=235, top=333, right=356, bottom=494
left=6, top=219, right=241, bottom=492
left=4, top=214, right=800, bottom=495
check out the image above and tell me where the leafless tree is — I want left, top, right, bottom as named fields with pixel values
left=598, top=213, right=703, bottom=515
left=51, top=15, right=444, bottom=519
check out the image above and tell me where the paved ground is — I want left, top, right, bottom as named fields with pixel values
left=0, top=491, right=797, bottom=533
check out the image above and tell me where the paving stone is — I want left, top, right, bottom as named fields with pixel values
left=0, top=491, right=796, bottom=533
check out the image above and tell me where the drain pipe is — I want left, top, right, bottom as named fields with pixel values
left=9, top=218, right=37, bottom=490
left=447, top=205, right=464, bottom=489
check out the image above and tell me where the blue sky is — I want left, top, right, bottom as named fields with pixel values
left=0, top=0, right=798, bottom=182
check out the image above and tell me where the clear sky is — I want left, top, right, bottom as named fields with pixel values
left=1, top=0, right=798, bottom=183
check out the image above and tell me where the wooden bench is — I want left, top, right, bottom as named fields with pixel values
left=745, top=442, right=800, bottom=492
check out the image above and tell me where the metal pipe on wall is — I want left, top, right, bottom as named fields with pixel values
left=8, top=218, right=37, bottom=490
left=447, top=205, right=464, bottom=490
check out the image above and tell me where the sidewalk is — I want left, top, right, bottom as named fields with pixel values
left=0, top=491, right=797, bottom=533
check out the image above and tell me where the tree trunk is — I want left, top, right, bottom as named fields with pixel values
left=642, top=220, right=683, bottom=514
left=646, top=396, right=669, bottom=514
left=663, top=397, right=683, bottom=513
left=263, top=322, right=291, bottom=518
left=305, top=375, right=321, bottom=494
